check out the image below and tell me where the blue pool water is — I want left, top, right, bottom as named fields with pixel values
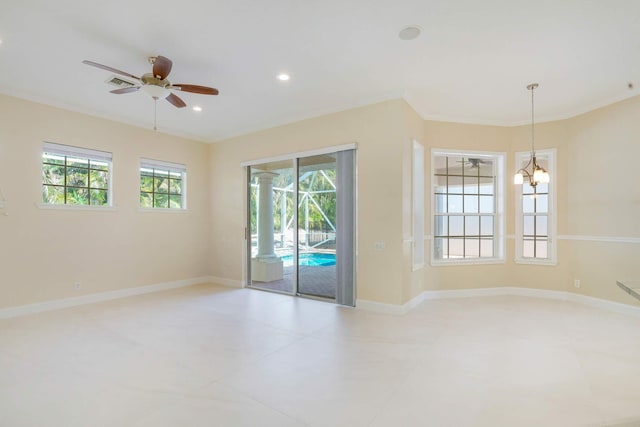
left=282, top=253, right=336, bottom=267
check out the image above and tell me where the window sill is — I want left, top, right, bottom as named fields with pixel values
left=514, top=258, right=557, bottom=266
left=431, top=258, right=505, bottom=267
left=138, top=207, right=189, bottom=214
left=37, top=203, right=116, bottom=211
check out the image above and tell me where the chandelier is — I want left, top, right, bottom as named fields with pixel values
left=514, top=83, right=549, bottom=186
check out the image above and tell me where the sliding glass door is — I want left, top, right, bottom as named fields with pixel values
left=246, top=149, right=355, bottom=306
left=297, top=154, right=337, bottom=299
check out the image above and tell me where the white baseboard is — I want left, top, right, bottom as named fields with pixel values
left=356, top=299, right=406, bottom=315
left=209, top=276, right=245, bottom=288
left=5, top=279, right=637, bottom=320
left=356, top=292, right=426, bottom=315
left=422, top=287, right=509, bottom=300
left=563, top=292, right=640, bottom=317
left=404, top=292, right=427, bottom=313
left=358, top=287, right=640, bottom=317
left=0, top=276, right=219, bottom=320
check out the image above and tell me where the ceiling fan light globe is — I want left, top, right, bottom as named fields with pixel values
left=141, top=84, right=170, bottom=99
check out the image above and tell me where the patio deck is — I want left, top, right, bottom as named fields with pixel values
left=250, top=264, right=336, bottom=299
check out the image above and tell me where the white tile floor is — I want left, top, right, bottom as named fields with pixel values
left=2, top=284, right=640, bottom=426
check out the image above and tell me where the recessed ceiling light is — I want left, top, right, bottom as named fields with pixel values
left=192, top=106, right=202, bottom=112
left=277, top=73, right=290, bottom=81
left=398, top=25, right=422, bottom=41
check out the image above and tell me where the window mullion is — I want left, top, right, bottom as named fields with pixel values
left=432, top=151, right=502, bottom=263
left=140, top=163, right=186, bottom=210
left=42, top=144, right=112, bottom=207
left=64, top=157, right=68, bottom=204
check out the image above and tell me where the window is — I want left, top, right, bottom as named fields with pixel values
left=140, top=159, right=186, bottom=209
left=432, top=150, right=505, bottom=264
left=515, top=149, right=556, bottom=264
left=42, top=142, right=112, bottom=206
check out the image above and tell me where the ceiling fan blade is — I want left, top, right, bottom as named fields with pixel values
left=110, top=86, right=141, bottom=94
left=172, top=84, right=219, bottom=95
left=166, top=93, right=187, bottom=108
left=153, top=56, right=172, bottom=80
left=82, top=60, right=140, bottom=81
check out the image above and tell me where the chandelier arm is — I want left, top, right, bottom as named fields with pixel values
left=517, top=167, right=532, bottom=180
left=532, top=156, right=548, bottom=173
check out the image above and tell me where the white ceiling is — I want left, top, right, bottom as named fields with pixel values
left=1, top=0, right=639, bottom=143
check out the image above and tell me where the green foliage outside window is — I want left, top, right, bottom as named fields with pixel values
left=42, top=153, right=109, bottom=206
left=249, top=168, right=336, bottom=235
left=298, top=169, right=336, bottom=232
left=140, top=167, right=183, bottom=209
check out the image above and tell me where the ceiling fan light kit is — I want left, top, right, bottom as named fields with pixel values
left=140, top=76, right=170, bottom=99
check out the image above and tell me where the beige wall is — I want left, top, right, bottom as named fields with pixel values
left=0, top=94, right=212, bottom=309
left=563, top=96, right=640, bottom=305
left=422, top=120, right=513, bottom=291
left=209, top=94, right=640, bottom=308
left=2, top=89, right=639, bottom=311
left=210, top=100, right=409, bottom=304
left=401, top=101, right=427, bottom=303
left=420, top=98, right=640, bottom=308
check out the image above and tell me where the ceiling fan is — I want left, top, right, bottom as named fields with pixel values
left=82, top=55, right=219, bottom=108
left=458, top=158, right=488, bottom=168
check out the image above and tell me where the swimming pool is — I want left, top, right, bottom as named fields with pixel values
left=282, top=253, right=336, bottom=267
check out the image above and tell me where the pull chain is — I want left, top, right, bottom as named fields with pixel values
left=153, top=97, right=158, bottom=131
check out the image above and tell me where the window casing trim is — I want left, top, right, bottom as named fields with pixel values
left=412, top=140, right=425, bottom=271
left=430, top=148, right=506, bottom=266
left=139, top=158, right=187, bottom=210
left=37, top=203, right=116, bottom=211
left=514, top=148, right=557, bottom=265
left=41, top=142, right=114, bottom=208
left=43, top=142, right=112, bottom=162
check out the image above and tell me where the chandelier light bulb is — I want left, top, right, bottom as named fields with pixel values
left=533, top=168, right=544, bottom=183
left=540, top=171, right=550, bottom=184
left=514, top=172, right=524, bottom=185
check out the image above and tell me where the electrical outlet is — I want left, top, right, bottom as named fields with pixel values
left=74, top=283, right=81, bottom=291
left=573, top=279, right=581, bottom=289
left=374, top=241, right=386, bottom=251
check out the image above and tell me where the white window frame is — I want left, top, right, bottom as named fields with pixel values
left=412, top=140, right=425, bottom=271
left=40, top=142, right=113, bottom=209
left=431, top=149, right=505, bottom=266
left=514, top=148, right=557, bottom=265
left=139, top=158, right=187, bottom=211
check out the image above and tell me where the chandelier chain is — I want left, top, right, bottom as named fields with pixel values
left=531, top=84, right=535, bottom=156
